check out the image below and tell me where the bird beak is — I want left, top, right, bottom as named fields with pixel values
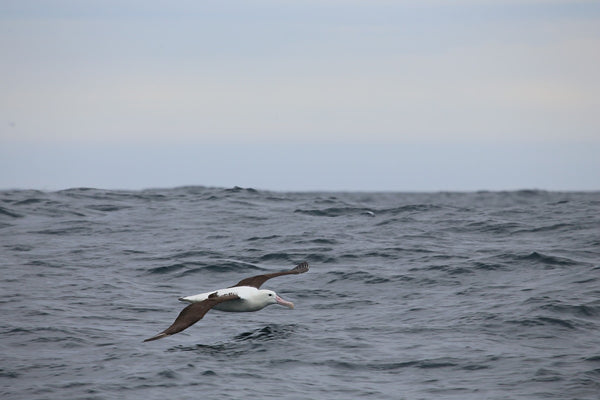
left=275, top=295, right=294, bottom=309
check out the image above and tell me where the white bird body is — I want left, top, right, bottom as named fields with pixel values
left=179, top=286, right=294, bottom=312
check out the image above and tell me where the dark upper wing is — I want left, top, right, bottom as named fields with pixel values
left=231, top=262, right=309, bottom=289
left=143, top=293, right=239, bottom=342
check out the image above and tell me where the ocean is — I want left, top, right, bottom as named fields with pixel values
left=1, top=187, right=599, bottom=399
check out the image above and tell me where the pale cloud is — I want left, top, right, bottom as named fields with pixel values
left=4, top=40, right=598, bottom=144
left=1, top=0, right=599, bottom=145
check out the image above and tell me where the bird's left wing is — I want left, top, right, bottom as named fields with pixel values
left=143, top=292, right=239, bottom=342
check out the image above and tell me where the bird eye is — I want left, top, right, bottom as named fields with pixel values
left=268, top=294, right=273, bottom=296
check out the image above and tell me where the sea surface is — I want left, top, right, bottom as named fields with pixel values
left=1, top=187, right=599, bottom=400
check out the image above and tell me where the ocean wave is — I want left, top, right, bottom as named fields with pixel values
left=471, top=261, right=511, bottom=271
left=293, top=203, right=442, bottom=218
left=146, top=260, right=264, bottom=277
left=0, top=206, right=24, bottom=218
left=538, top=301, right=600, bottom=318
left=233, top=324, right=296, bottom=342
left=85, top=204, right=131, bottom=212
left=426, top=264, right=475, bottom=275
left=146, top=263, right=188, bottom=275
left=326, top=270, right=391, bottom=284
left=246, top=234, right=280, bottom=242
left=320, top=357, right=461, bottom=372
left=506, top=316, right=577, bottom=330
left=13, top=198, right=44, bottom=206
left=33, top=225, right=92, bottom=235
left=521, top=251, right=579, bottom=266
left=381, top=204, right=443, bottom=214
left=462, top=220, right=524, bottom=234
left=294, top=206, right=375, bottom=217
left=0, top=368, right=19, bottom=379
left=497, top=251, right=580, bottom=267
left=258, top=252, right=296, bottom=262
left=515, top=223, right=573, bottom=234
left=224, top=186, right=259, bottom=194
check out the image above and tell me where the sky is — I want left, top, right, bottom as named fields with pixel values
left=1, top=0, right=599, bottom=191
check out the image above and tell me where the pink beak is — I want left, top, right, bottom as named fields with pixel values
left=275, top=295, right=294, bottom=309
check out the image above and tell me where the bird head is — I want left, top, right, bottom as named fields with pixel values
left=260, top=289, right=294, bottom=309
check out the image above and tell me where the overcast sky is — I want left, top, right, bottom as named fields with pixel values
left=1, top=0, right=599, bottom=191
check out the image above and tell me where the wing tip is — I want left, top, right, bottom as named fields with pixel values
left=143, top=332, right=170, bottom=342
left=294, top=262, right=309, bottom=274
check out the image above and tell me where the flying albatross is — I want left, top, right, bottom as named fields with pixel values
left=143, top=261, right=309, bottom=342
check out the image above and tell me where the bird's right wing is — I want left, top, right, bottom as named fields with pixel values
left=143, top=292, right=240, bottom=342
left=230, top=262, right=309, bottom=289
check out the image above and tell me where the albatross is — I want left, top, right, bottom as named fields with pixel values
left=143, top=261, right=309, bottom=342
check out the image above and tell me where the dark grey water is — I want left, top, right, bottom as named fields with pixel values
left=1, top=187, right=599, bottom=399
